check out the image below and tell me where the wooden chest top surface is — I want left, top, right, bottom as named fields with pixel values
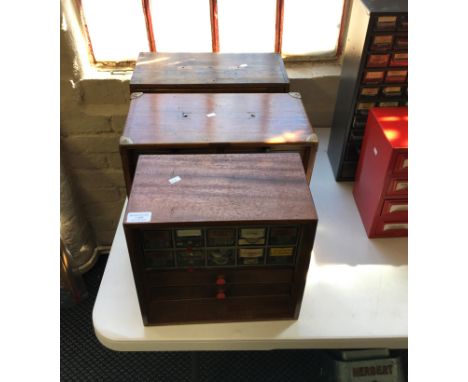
left=130, top=52, right=289, bottom=88
left=125, top=153, right=316, bottom=225
left=121, top=93, right=314, bottom=146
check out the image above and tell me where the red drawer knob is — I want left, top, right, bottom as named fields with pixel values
left=216, top=291, right=226, bottom=300
left=215, top=277, right=226, bottom=286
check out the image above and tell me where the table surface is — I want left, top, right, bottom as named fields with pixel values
left=93, top=128, right=408, bottom=351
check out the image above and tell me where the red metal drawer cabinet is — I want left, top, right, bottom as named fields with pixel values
left=353, top=107, right=408, bottom=238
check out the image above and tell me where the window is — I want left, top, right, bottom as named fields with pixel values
left=79, top=0, right=348, bottom=67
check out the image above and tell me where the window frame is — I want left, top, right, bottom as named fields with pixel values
left=77, top=0, right=351, bottom=69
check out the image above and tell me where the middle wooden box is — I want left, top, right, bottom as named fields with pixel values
left=120, top=92, right=318, bottom=195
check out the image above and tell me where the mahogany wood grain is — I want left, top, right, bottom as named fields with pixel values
left=129, top=52, right=289, bottom=93
left=125, top=153, right=317, bottom=225
left=120, top=93, right=317, bottom=194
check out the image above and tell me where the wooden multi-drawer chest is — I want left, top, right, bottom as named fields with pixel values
left=120, top=92, right=318, bottom=195
left=130, top=52, right=289, bottom=93
left=353, top=107, right=408, bottom=237
left=123, top=153, right=318, bottom=325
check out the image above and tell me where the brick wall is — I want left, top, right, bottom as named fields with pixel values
left=61, top=77, right=130, bottom=245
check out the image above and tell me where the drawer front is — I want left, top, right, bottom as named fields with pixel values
left=373, top=219, right=408, bottom=237
left=393, top=153, right=408, bottom=175
left=147, top=295, right=295, bottom=325
left=144, top=268, right=294, bottom=287
left=386, top=178, right=408, bottom=197
left=381, top=199, right=408, bottom=220
left=148, top=283, right=291, bottom=301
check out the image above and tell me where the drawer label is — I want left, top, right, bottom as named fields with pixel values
left=239, top=248, right=264, bottom=258
left=240, top=228, right=265, bottom=238
left=383, top=223, right=408, bottom=231
left=360, top=87, right=379, bottom=96
left=382, top=86, right=402, bottom=96
left=379, top=101, right=399, bottom=107
left=395, top=181, right=408, bottom=191
left=270, top=247, right=294, bottom=257
left=176, top=229, right=202, bottom=237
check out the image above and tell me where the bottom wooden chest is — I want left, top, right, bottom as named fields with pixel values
left=123, top=153, right=318, bottom=325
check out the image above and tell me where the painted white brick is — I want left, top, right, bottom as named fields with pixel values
left=76, top=186, right=122, bottom=205
left=83, top=104, right=130, bottom=117
left=111, top=115, right=128, bottom=134
left=66, top=153, right=109, bottom=170
left=62, top=135, right=120, bottom=153
left=61, top=114, right=112, bottom=136
left=60, top=79, right=81, bottom=113
left=79, top=78, right=128, bottom=105
left=107, top=153, right=123, bottom=169
left=83, top=200, right=125, bottom=221
left=72, top=169, right=125, bottom=189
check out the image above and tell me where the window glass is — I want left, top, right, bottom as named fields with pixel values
left=218, top=0, right=276, bottom=53
left=81, top=0, right=149, bottom=61
left=282, top=0, right=344, bottom=57
left=150, top=0, right=212, bottom=52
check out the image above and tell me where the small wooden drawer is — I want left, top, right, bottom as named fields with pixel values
left=144, top=268, right=294, bottom=287
left=148, top=283, right=291, bottom=301
left=374, top=220, right=408, bottom=237
left=380, top=199, right=408, bottom=220
left=386, top=178, right=408, bottom=197
left=393, top=153, right=408, bottom=175
left=148, top=295, right=295, bottom=325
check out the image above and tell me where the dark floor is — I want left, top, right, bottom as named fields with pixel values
left=60, top=255, right=407, bottom=381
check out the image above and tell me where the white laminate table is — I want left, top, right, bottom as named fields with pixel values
left=92, top=128, right=408, bottom=351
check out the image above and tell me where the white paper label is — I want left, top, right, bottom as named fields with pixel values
left=169, top=176, right=181, bottom=184
left=127, top=212, right=152, bottom=223
left=373, top=147, right=378, bottom=156
left=176, top=229, right=202, bottom=237
left=239, top=63, right=248, bottom=68
left=206, top=112, right=216, bottom=118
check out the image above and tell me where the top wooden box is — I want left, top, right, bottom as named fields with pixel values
left=120, top=92, right=318, bottom=194
left=129, top=52, right=289, bottom=93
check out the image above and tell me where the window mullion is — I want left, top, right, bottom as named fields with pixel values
left=142, top=0, right=156, bottom=52
left=275, top=0, right=284, bottom=53
left=75, top=0, right=97, bottom=64
left=209, top=0, right=220, bottom=52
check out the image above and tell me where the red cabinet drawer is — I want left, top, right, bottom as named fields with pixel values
left=381, top=199, right=408, bottom=220
left=374, top=220, right=408, bottom=237
left=386, top=178, right=408, bottom=197
left=393, top=153, right=408, bottom=175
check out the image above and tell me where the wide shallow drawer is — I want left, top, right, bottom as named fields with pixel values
left=148, top=283, right=291, bottom=301
left=380, top=199, right=408, bottom=220
left=147, top=295, right=295, bottom=325
left=144, top=268, right=294, bottom=287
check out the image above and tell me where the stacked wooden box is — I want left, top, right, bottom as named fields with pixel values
left=120, top=52, right=319, bottom=325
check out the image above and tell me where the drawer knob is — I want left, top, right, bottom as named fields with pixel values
left=216, top=291, right=226, bottom=300
left=216, top=277, right=226, bottom=286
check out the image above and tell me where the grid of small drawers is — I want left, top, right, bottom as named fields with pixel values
left=142, top=226, right=301, bottom=269
left=345, top=14, right=408, bottom=165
